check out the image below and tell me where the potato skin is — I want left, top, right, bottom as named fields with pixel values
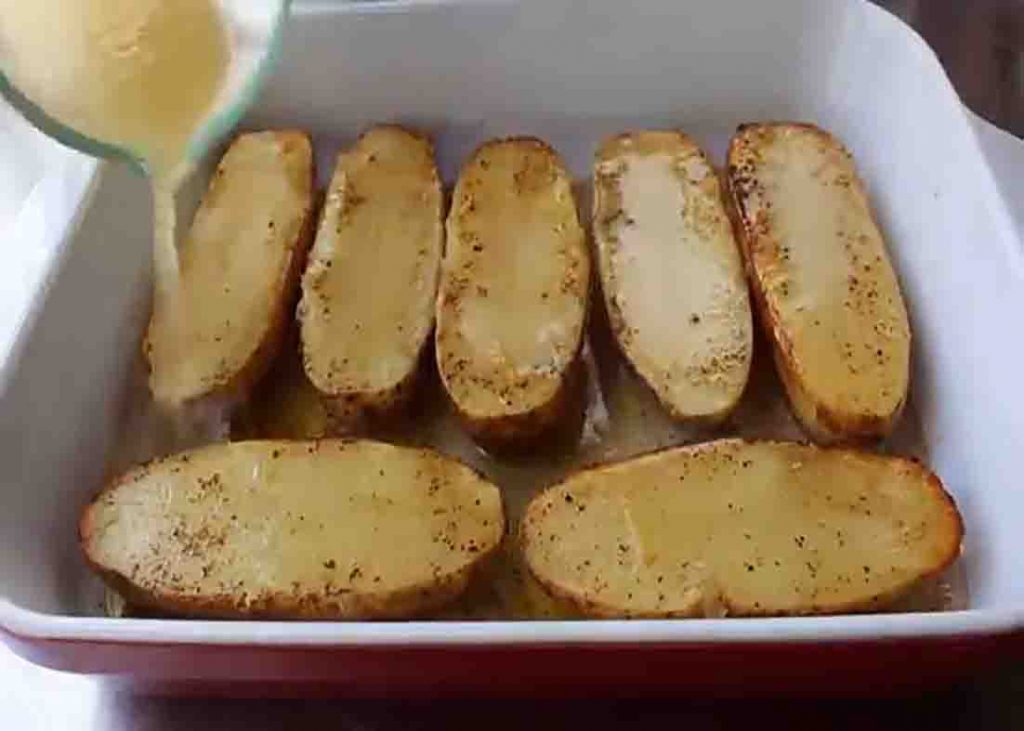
left=81, top=440, right=504, bottom=619
left=725, top=122, right=911, bottom=444
left=436, top=137, right=590, bottom=450
left=81, top=554, right=484, bottom=620
left=522, top=439, right=962, bottom=618
left=317, top=363, right=422, bottom=434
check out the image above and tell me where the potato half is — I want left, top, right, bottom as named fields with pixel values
left=436, top=137, right=590, bottom=448
left=726, top=122, right=911, bottom=443
left=146, top=131, right=316, bottom=406
left=299, top=126, right=443, bottom=429
left=593, top=130, right=752, bottom=423
left=81, top=440, right=504, bottom=619
left=522, top=439, right=961, bottom=617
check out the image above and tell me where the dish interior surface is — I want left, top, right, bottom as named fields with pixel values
left=1, top=0, right=1022, bottom=631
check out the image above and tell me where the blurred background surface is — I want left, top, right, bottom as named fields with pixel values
left=880, top=0, right=1022, bottom=135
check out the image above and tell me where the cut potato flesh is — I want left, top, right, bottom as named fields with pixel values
left=726, top=122, right=911, bottom=442
left=594, top=131, right=752, bottom=422
left=522, top=439, right=961, bottom=617
left=146, top=131, right=316, bottom=406
left=437, top=137, right=590, bottom=445
left=81, top=440, right=504, bottom=619
left=300, top=126, right=443, bottom=426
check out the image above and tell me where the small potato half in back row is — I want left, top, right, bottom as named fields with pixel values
left=593, top=130, right=753, bottom=424
left=298, top=125, right=444, bottom=429
left=436, top=137, right=591, bottom=449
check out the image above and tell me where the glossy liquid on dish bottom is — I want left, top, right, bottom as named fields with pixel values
left=0, top=0, right=230, bottom=313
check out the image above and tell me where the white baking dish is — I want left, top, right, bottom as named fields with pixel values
left=1, top=0, right=1022, bottom=694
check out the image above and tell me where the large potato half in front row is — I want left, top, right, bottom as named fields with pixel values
left=522, top=439, right=961, bottom=617
left=81, top=440, right=504, bottom=619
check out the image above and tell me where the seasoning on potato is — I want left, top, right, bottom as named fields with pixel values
left=593, top=130, right=752, bottom=423
left=146, top=130, right=317, bottom=406
left=522, top=439, right=961, bottom=617
left=299, top=125, right=443, bottom=430
left=436, top=137, right=590, bottom=449
left=726, top=122, right=911, bottom=443
left=82, top=440, right=504, bottom=619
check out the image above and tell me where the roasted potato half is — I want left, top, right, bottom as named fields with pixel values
left=81, top=440, right=504, bottom=619
left=726, top=122, right=911, bottom=443
left=593, top=130, right=752, bottom=423
left=522, top=439, right=961, bottom=617
left=299, top=126, right=443, bottom=429
left=145, top=130, right=316, bottom=406
left=437, top=137, right=590, bottom=448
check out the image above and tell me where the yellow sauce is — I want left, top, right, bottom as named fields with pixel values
left=1, top=0, right=230, bottom=304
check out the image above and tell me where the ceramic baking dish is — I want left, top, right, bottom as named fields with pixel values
left=1, top=0, right=1022, bottom=695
